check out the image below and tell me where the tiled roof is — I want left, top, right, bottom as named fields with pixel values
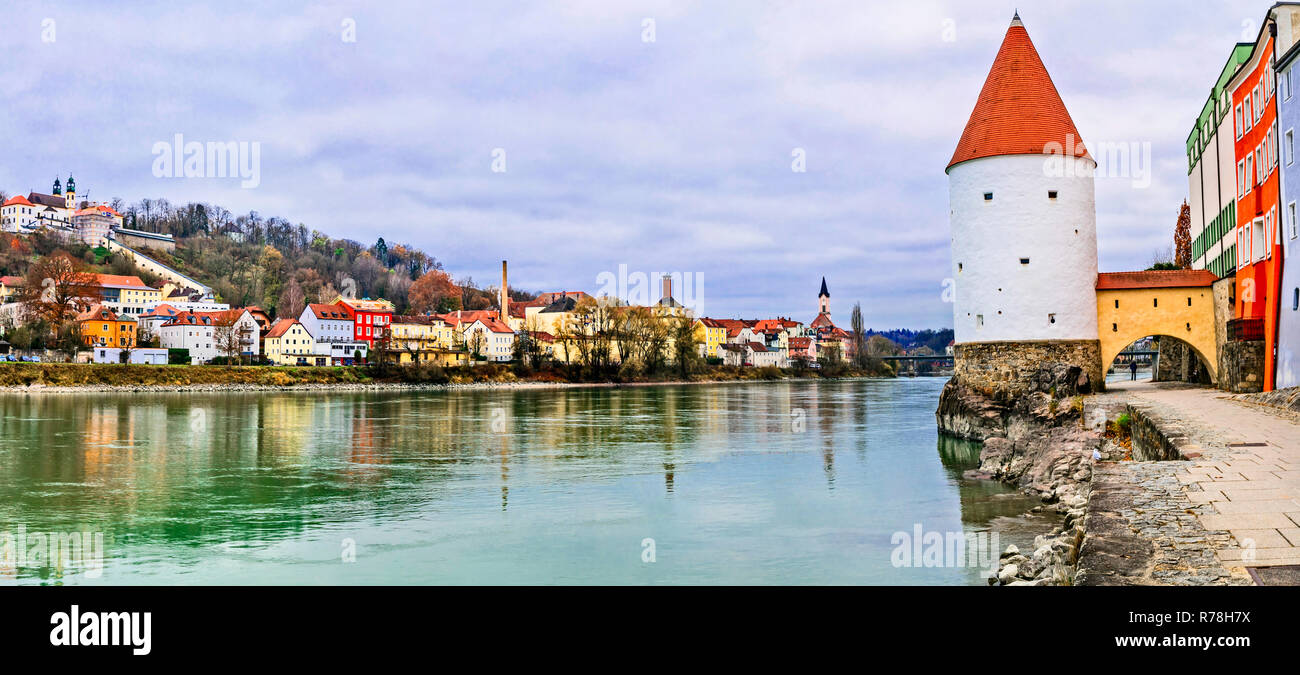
left=0, top=275, right=25, bottom=286
left=3, top=195, right=33, bottom=207
left=1095, top=269, right=1219, bottom=290
left=335, top=297, right=394, bottom=313
left=947, top=16, right=1090, bottom=171
left=91, top=274, right=152, bottom=290
left=747, top=341, right=768, bottom=352
left=77, top=304, right=126, bottom=323
left=474, top=317, right=514, bottom=333
left=306, top=303, right=352, bottom=321
left=26, top=193, right=65, bottom=209
left=265, top=318, right=303, bottom=338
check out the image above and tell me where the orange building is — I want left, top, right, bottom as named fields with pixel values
left=77, top=304, right=137, bottom=348
left=1230, top=22, right=1284, bottom=390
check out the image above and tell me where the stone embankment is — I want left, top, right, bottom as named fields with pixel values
left=1073, top=389, right=1250, bottom=586
left=938, top=365, right=1102, bottom=586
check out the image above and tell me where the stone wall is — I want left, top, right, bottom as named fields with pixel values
left=1212, top=277, right=1234, bottom=385
left=1220, top=340, right=1265, bottom=393
left=953, top=340, right=1102, bottom=397
left=1153, top=338, right=1185, bottom=382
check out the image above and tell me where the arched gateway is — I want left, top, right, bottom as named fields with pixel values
left=1095, top=269, right=1220, bottom=386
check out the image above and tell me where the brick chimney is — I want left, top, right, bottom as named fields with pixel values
left=661, top=274, right=672, bottom=303
left=500, top=260, right=508, bottom=323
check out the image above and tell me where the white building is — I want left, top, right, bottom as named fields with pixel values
left=88, top=347, right=168, bottom=365
left=464, top=317, right=515, bottom=361
left=947, top=13, right=1098, bottom=346
left=158, top=309, right=261, bottom=364
left=299, top=303, right=355, bottom=344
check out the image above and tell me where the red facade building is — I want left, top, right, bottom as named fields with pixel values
left=1230, top=25, right=1284, bottom=390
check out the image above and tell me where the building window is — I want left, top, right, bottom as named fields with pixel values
left=1291, top=202, right=1297, bottom=240
left=1236, top=104, right=1244, bottom=138
left=1112, top=323, right=1118, bottom=332
left=975, top=315, right=983, bottom=329
left=1019, top=257, right=1030, bottom=265
left=1114, top=299, right=1119, bottom=309
left=1048, top=313, right=1056, bottom=324
left=1153, top=298, right=1158, bottom=308
left=983, top=192, right=993, bottom=201
left=1294, top=288, right=1299, bottom=311
left=1047, top=190, right=1058, bottom=199
left=1187, top=297, right=1192, bottom=306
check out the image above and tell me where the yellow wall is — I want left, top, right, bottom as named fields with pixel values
left=1096, top=286, right=1218, bottom=382
left=265, top=324, right=317, bottom=365
left=81, top=319, right=136, bottom=347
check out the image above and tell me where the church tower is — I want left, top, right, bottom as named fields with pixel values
left=946, top=13, right=1101, bottom=390
left=53, top=177, right=62, bottom=196
left=65, top=174, right=76, bottom=209
left=817, top=277, right=830, bottom=316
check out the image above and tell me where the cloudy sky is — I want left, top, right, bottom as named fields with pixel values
left=0, top=0, right=1273, bottom=328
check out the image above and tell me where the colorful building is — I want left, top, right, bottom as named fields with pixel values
left=333, top=297, right=394, bottom=346
left=1271, top=7, right=1300, bottom=387
left=263, top=319, right=320, bottom=366
left=1229, top=9, right=1295, bottom=392
left=77, top=305, right=137, bottom=348
left=1188, top=44, right=1254, bottom=279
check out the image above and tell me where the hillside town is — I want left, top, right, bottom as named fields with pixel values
left=0, top=180, right=897, bottom=372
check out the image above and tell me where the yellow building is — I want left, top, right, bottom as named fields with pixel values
left=694, top=318, right=730, bottom=358
left=0, top=275, right=24, bottom=304
left=390, top=315, right=467, bottom=365
left=1095, top=270, right=1219, bottom=383
left=263, top=318, right=319, bottom=366
left=77, top=305, right=137, bottom=348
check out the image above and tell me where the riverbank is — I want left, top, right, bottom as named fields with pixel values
left=936, top=368, right=1103, bottom=585
left=0, top=361, right=900, bottom=394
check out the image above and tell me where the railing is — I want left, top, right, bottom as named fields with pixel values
left=1227, top=317, right=1265, bottom=342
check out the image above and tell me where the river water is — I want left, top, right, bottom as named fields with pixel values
left=0, top=378, right=1056, bottom=585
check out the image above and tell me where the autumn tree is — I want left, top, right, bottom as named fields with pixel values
left=20, top=253, right=101, bottom=326
left=277, top=277, right=305, bottom=320
left=1174, top=200, right=1192, bottom=269
left=407, top=269, right=459, bottom=314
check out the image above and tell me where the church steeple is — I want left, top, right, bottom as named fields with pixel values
left=53, top=177, right=61, bottom=196
left=65, top=174, right=76, bottom=209
left=818, top=277, right=830, bottom=316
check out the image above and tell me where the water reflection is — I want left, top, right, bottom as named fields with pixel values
left=0, top=379, right=1042, bottom=585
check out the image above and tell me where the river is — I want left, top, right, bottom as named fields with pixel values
left=0, top=378, right=1056, bottom=585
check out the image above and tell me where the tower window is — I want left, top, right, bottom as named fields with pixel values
left=1187, top=297, right=1192, bottom=306
left=1048, top=190, right=1058, bottom=199
left=1114, top=299, right=1119, bottom=309
left=1112, top=323, right=1118, bottom=332
left=983, top=192, right=993, bottom=201
left=957, top=263, right=963, bottom=273
left=1019, top=257, right=1030, bottom=265
left=1294, top=288, right=1298, bottom=310
left=1153, top=298, right=1158, bottom=308
left=1048, top=313, right=1056, bottom=324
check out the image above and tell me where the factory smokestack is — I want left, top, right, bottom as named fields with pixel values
left=500, top=260, right=509, bottom=323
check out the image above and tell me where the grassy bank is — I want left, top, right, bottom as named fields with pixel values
left=0, top=361, right=896, bottom=390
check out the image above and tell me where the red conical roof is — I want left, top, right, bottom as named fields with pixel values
left=947, top=15, right=1090, bottom=172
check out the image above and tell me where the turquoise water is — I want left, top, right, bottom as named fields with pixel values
left=0, top=378, right=1049, bottom=585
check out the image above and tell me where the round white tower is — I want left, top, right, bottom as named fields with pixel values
left=945, top=13, right=1102, bottom=391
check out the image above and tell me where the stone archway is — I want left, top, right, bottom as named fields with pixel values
left=1096, top=272, right=1220, bottom=390
left=1102, top=334, right=1216, bottom=386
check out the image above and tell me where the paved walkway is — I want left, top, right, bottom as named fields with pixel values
left=1121, top=384, right=1300, bottom=569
